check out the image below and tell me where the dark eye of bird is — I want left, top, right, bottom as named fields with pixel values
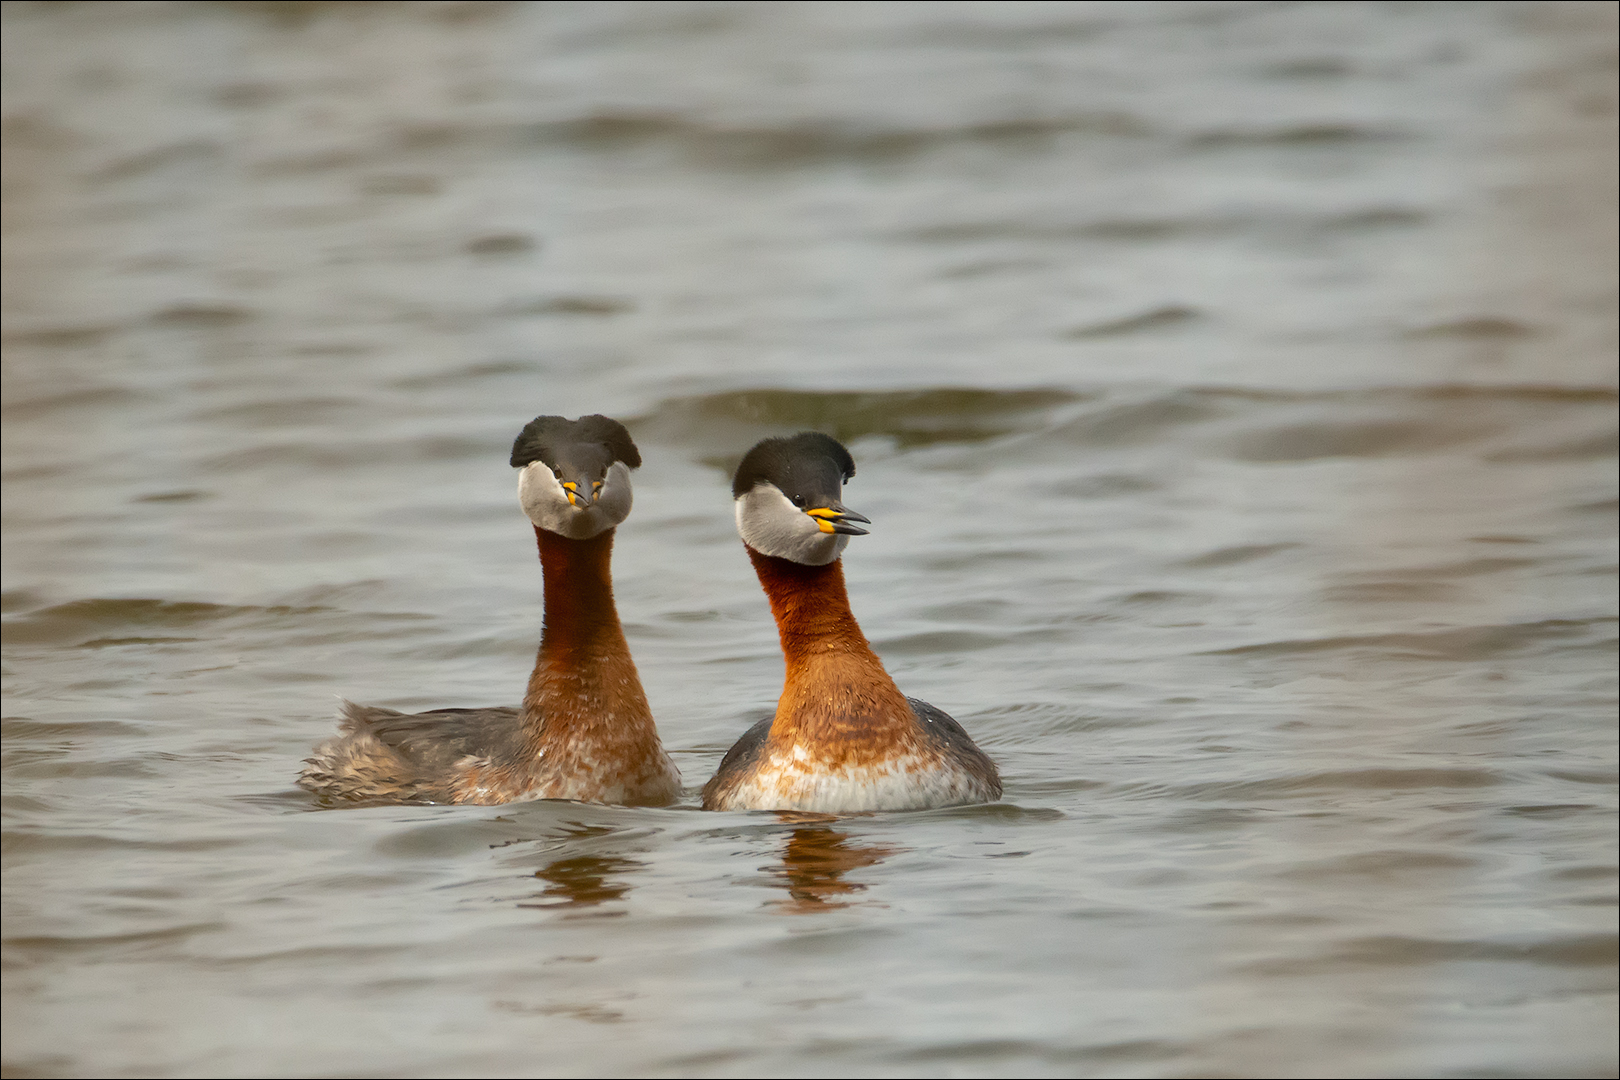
left=792, top=494, right=806, bottom=508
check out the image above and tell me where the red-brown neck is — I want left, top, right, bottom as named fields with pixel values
left=523, top=527, right=653, bottom=740
left=537, top=526, right=626, bottom=664
left=746, top=546, right=915, bottom=756
left=746, top=547, right=873, bottom=663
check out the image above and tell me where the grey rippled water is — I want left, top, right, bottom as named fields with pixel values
left=3, top=3, right=1615, bottom=1077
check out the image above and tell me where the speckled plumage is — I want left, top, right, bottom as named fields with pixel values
left=299, top=415, right=678, bottom=807
left=301, top=526, right=679, bottom=806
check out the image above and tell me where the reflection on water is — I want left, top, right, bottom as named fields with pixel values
left=763, top=826, right=901, bottom=915
left=522, top=854, right=642, bottom=914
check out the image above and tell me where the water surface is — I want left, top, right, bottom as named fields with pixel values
left=3, top=3, right=1616, bottom=1077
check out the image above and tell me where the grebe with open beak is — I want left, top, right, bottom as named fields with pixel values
left=701, top=432, right=1000, bottom=812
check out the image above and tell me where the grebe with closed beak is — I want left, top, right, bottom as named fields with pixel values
left=701, top=432, right=1001, bottom=812
left=299, top=414, right=681, bottom=806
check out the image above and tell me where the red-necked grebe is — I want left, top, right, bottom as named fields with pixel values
left=299, top=414, right=680, bottom=806
left=701, top=432, right=1000, bottom=812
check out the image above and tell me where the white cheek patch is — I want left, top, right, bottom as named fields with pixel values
left=518, top=463, right=573, bottom=534
left=595, top=461, right=633, bottom=527
left=735, top=483, right=848, bottom=565
left=518, top=461, right=633, bottom=539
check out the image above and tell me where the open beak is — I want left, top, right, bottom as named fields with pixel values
left=560, top=481, right=594, bottom=508
left=805, top=503, right=871, bottom=536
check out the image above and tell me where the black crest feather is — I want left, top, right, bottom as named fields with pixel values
left=732, top=432, right=855, bottom=499
left=510, top=414, right=642, bottom=470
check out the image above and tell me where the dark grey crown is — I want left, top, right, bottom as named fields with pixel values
left=732, top=432, right=855, bottom=501
left=511, top=415, right=641, bottom=471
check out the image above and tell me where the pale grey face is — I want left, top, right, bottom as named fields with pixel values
left=518, top=459, right=633, bottom=539
left=735, top=481, right=850, bottom=565
left=734, top=479, right=870, bottom=565
left=509, top=414, right=641, bottom=539
left=730, top=433, right=870, bottom=564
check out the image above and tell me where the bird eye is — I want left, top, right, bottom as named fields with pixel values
left=791, top=494, right=806, bottom=508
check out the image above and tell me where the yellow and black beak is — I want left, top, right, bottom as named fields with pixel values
left=560, top=479, right=605, bottom=508
left=805, top=503, right=871, bottom=536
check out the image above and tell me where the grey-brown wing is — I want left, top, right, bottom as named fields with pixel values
left=907, top=697, right=1002, bottom=798
left=339, top=701, right=526, bottom=772
left=700, top=715, right=773, bottom=808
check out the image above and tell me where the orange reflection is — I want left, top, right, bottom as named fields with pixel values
left=765, top=826, right=900, bottom=914
left=521, top=855, right=641, bottom=912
